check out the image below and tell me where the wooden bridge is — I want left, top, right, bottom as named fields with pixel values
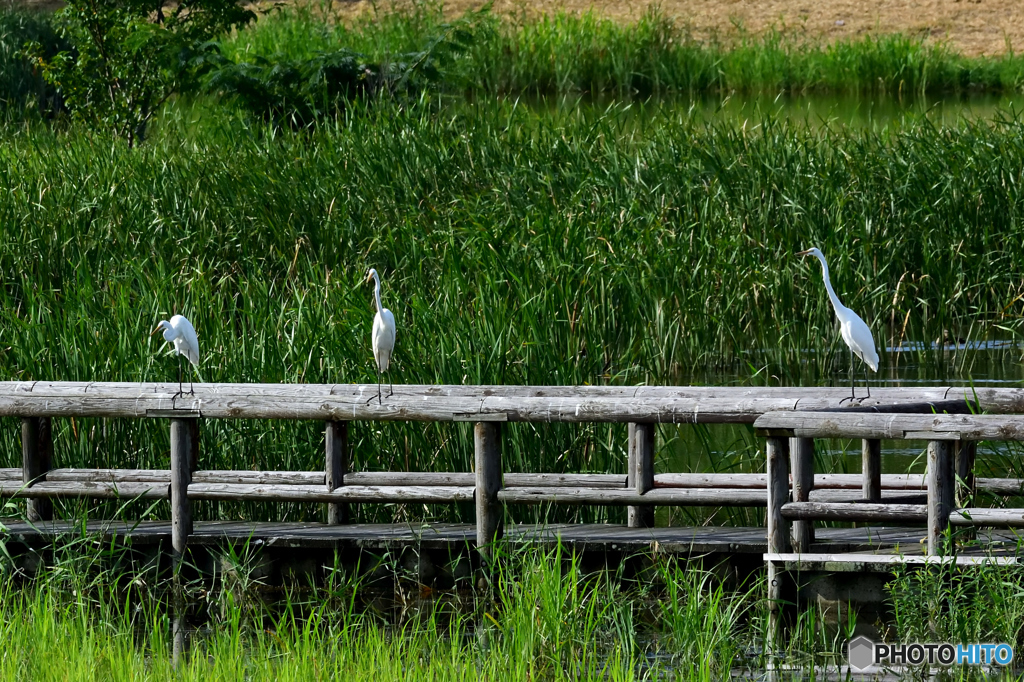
left=3, top=382, right=1024, bottom=592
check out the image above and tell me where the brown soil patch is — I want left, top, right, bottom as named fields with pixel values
left=7, top=0, right=1024, bottom=57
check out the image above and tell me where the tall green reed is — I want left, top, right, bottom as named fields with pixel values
left=0, top=99, right=1023, bottom=522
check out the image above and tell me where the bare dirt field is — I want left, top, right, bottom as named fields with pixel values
left=7, top=0, right=1024, bottom=57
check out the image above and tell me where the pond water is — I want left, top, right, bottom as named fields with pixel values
left=530, top=91, right=1024, bottom=129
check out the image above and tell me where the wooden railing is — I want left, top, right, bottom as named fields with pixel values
left=3, top=382, right=1023, bottom=561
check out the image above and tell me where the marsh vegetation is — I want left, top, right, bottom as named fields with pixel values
left=1, top=2, right=1024, bottom=678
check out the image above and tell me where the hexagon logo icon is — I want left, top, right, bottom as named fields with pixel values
left=848, top=636, right=875, bottom=671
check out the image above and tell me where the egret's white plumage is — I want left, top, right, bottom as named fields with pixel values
left=367, top=268, right=396, bottom=403
left=152, top=314, right=200, bottom=395
left=797, top=248, right=878, bottom=400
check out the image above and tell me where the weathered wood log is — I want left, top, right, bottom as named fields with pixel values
left=506, top=473, right=625, bottom=488
left=187, top=483, right=476, bottom=502
left=326, top=421, right=348, bottom=524
left=755, top=412, right=1024, bottom=441
left=862, top=439, right=881, bottom=502
left=781, top=502, right=928, bottom=522
left=345, top=472, right=474, bottom=486
left=927, top=440, right=954, bottom=556
left=497, top=487, right=768, bottom=506
left=170, top=418, right=195, bottom=560
left=949, top=508, right=1024, bottom=528
left=22, top=417, right=53, bottom=521
left=652, top=472, right=929, bottom=490
left=0, top=468, right=19, bottom=481
left=628, top=423, right=655, bottom=528
left=47, top=468, right=172, bottom=483
left=790, top=437, right=814, bottom=552
left=8, top=381, right=1010, bottom=402
left=975, top=478, right=1024, bottom=495
left=766, top=437, right=791, bottom=554
left=1, top=382, right=1019, bottom=423
left=192, top=470, right=324, bottom=485
left=807, top=490, right=928, bottom=504
left=0, top=481, right=169, bottom=499
left=475, top=422, right=502, bottom=559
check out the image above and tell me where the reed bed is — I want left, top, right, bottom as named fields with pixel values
left=0, top=537, right=760, bottom=680
left=220, top=5, right=1024, bottom=96
left=1, top=96, right=1023, bottom=522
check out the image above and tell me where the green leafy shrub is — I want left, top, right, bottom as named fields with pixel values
left=0, top=9, right=65, bottom=116
left=25, top=0, right=255, bottom=146
left=205, top=13, right=479, bottom=127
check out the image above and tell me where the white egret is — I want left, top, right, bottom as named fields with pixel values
left=797, top=248, right=879, bottom=402
left=367, top=268, right=396, bottom=404
left=151, top=314, right=200, bottom=397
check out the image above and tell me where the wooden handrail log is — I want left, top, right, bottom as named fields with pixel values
left=755, top=413, right=1024, bottom=441
left=949, top=508, right=1024, bottom=527
left=498, top=487, right=768, bottom=506
left=186, top=483, right=475, bottom=502
left=781, top=501, right=928, bottom=522
left=0, top=481, right=169, bottom=499
left=0, top=382, right=1018, bottom=422
left=655, top=472, right=929, bottom=490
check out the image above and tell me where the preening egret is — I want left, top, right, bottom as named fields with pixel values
left=367, top=268, right=396, bottom=405
left=797, top=248, right=879, bottom=402
left=151, top=314, right=200, bottom=397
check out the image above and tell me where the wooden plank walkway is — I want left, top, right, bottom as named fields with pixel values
left=4, top=520, right=1017, bottom=556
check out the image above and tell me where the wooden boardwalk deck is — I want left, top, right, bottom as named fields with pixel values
left=4, top=519, right=1018, bottom=557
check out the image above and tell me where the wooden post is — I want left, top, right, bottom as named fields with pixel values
left=789, top=437, right=814, bottom=552
left=22, top=417, right=53, bottom=522
left=170, top=418, right=196, bottom=563
left=862, top=439, right=881, bottom=502
left=326, top=421, right=348, bottom=524
left=927, top=440, right=954, bottom=556
left=475, top=422, right=502, bottom=561
left=627, top=422, right=655, bottom=528
left=766, top=436, right=791, bottom=656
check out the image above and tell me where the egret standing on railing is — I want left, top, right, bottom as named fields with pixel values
left=151, top=314, right=200, bottom=398
left=367, top=268, right=396, bottom=404
left=797, top=248, right=878, bottom=402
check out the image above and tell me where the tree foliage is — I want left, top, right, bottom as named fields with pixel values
left=26, top=0, right=254, bottom=146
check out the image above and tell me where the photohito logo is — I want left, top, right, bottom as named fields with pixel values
left=847, top=636, right=1014, bottom=671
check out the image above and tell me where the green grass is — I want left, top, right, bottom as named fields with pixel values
left=219, top=4, right=1024, bottom=97
left=0, top=537, right=760, bottom=680
left=1, top=96, right=1024, bottom=523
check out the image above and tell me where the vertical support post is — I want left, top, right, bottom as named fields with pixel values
left=627, top=422, right=655, bottom=528
left=475, top=422, right=503, bottom=562
left=927, top=440, right=954, bottom=556
left=22, top=417, right=53, bottom=522
left=766, top=436, right=791, bottom=654
left=326, top=420, right=349, bottom=524
left=789, top=437, right=814, bottom=552
left=170, top=418, right=196, bottom=563
left=862, top=439, right=881, bottom=502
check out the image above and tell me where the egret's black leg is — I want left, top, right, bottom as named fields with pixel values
left=839, top=348, right=856, bottom=405
left=189, top=364, right=195, bottom=396
left=378, top=371, right=382, bottom=405
left=850, top=348, right=856, bottom=401
left=864, top=361, right=871, bottom=400
left=386, top=371, right=394, bottom=399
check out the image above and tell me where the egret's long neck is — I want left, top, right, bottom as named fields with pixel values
left=373, top=274, right=384, bottom=313
left=815, top=254, right=846, bottom=313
